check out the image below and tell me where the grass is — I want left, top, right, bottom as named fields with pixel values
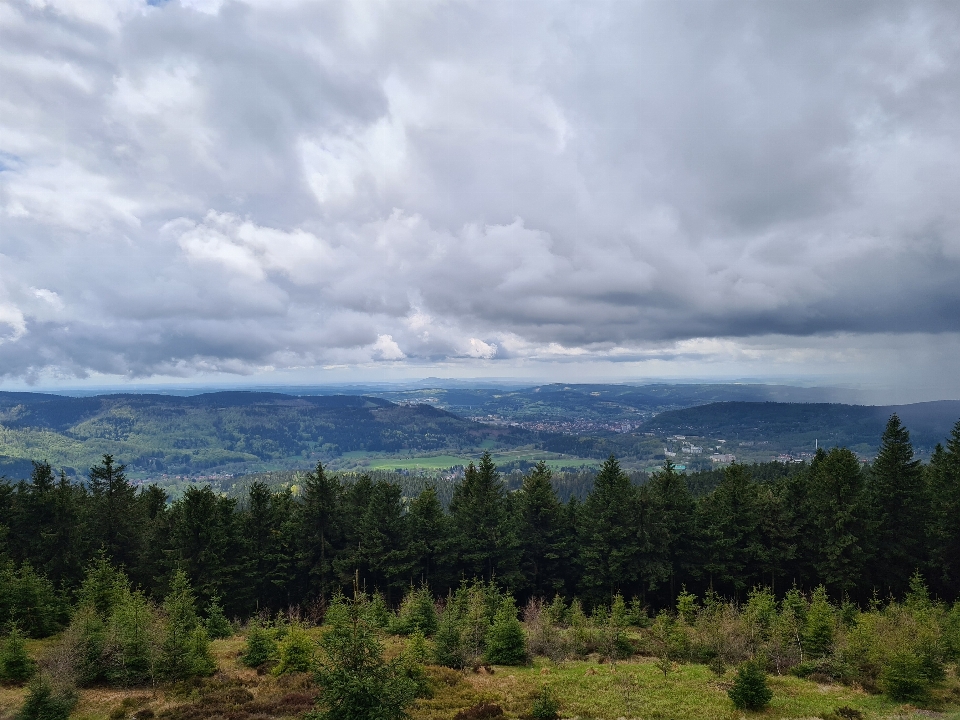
left=358, top=449, right=599, bottom=472
left=409, top=655, right=959, bottom=720
left=6, top=632, right=959, bottom=720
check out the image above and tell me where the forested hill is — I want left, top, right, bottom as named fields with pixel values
left=0, top=391, right=529, bottom=477
left=640, top=400, right=960, bottom=453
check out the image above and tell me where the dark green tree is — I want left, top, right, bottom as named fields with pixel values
left=298, top=463, right=343, bottom=602
left=87, top=455, right=143, bottom=571
left=867, top=415, right=928, bottom=595
left=313, top=591, right=419, bottom=720
left=805, top=448, right=867, bottom=597
left=515, top=462, right=568, bottom=600
left=728, top=660, right=772, bottom=710
left=578, top=455, right=640, bottom=601
left=448, top=453, right=519, bottom=585
left=167, top=486, right=241, bottom=612
left=404, top=486, right=450, bottom=590
left=928, top=421, right=960, bottom=597
left=484, top=597, right=527, bottom=666
left=696, top=463, right=764, bottom=596
left=642, top=459, right=694, bottom=601
left=0, top=625, right=35, bottom=683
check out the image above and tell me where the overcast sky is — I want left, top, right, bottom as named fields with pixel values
left=3, top=0, right=960, bottom=400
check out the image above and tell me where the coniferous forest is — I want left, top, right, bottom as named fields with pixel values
left=3, top=413, right=960, bottom=719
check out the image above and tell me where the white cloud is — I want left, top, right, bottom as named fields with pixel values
left=2, top=0, right=960, bottom=390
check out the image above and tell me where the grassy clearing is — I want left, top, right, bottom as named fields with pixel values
left=409, top=655, right=959, bottom=720
left=7, top=632, right=959, bottom=720
left=357, top=449, right=598, bottom=472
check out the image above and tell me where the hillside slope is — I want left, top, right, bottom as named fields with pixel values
left=0, top=391, right=529, bottom=477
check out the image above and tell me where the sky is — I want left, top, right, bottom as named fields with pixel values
left=3, top=0, right=960, bottom=402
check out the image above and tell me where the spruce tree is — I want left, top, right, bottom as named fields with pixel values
left=88, top=455, right=143, bottom=571
left=241, top=623, right=277, bottom=668
left=15, top=676, right=75, bottom=720
left=404, top=486, right=450, bottom=589
left=516, top=462, right=568, bottom=599
left=156, top=570, right=215, bottom=680
left=805, top=448, right=866, bottom=597
left=0, top=625, right=35, bottom=683
left=867, top=415, right=927, bottom=595
left=697, top=463, right=764, bottom=595
left=448, top=453, right=519, bottom=585
left=298, top=463, right=343, bottom=602
left=167, top=486, right=241, bottom=614
left=728, top=660, right=772, bottom=710
left=642, top=459, right=694, bottom=601
left=105, top=590, right=155, bottom=686
left=314, top=590, right=418, bottom=720
left=484, top=597, right=527, bottom=666
left=204, top=595, right=233, bottom=640
left=929, top=421, right=960, bottom=597
left=578, top=456, right=640, bottom=601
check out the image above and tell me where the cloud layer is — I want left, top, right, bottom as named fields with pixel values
left=3, top=0, right=960, bottom=384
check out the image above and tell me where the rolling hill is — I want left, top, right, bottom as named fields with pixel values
left=0, top=391, right=530, bottom=478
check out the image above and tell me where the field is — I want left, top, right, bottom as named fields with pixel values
left=5, top=631, right=959, bottom=720
left=357, top=449, right=599, bottom=472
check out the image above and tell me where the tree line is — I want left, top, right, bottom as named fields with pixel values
left=3, top=413, right=960, bottom=638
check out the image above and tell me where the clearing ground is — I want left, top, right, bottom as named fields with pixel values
left=4, top=633, right=959, bottom=720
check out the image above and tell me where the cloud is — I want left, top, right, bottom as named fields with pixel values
left=2, top=0, right=960, bottom=388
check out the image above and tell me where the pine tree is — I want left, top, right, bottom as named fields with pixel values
left=484, top=597, right=527, bottom=666
left=449, top=453, right=519, bottom=585
left=728, top=660, right=772, bottom=710
left=241, top=623, right=277, bottom=668
left=516, top=462, right=568, bottom=599
left=273, top=624, right=315, bottom=675
left=0, top=625, right=35, bottom=683
left=929, top=421, right=960, bottom=597
left=697, top=464, right=764, bottom=596
left=87, top=455, right=143, bottom=571
left=867, top=415, right=927, bottom=595
left=404, top=486, right=450, bottom=589
left=156, top=570, right=215, bottom=680
left=578, top=456, right=640, bottom=601
left=105, top=590, right=155, bottom=686
left=204, top=596, right=233, bottom=640
left=805, top=448, right=867, bottom=597
left=15, top=676, right=76, bottom=720
left=314, top=590, right=418, bottom=720
left=298, top=463, right=343, bottom=602
left=803, top=586, right=835, bottom=658
left=355, top=481, right=411, bottom=604
left=642, top=459, right=694, bottom=601
left=167, top=486, right=241, bottom=614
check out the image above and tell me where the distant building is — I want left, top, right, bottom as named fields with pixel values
left=664, top=448, right=677, bottom=457
left=710, top=453, right=736, bottom=463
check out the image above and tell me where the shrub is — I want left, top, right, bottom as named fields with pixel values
left=15, top=676, right=76, bottom=720
left=204, top=596, right=233, bottom=640
left=156, top=571, right=215, bottom=680
left=804, top=586, right=835, bottom=659
left=392, top=587, right=438, bottom=636
left=728, top=660, right=772, bottom=711
left=273, top=624, right=315, bottom=675
left=880, top=651, right=929, bottom=702
left=104, top=591, right=155, bottom=686
left=484, top=599, right=527, bottom=666
left=0, top=626, right=35, bottom=683
left=529, top=685, right=560, bottom=719
left=62, top=606, right=107, bottom=686
left=433, top=600, right=466, bottom=669
left=312, top=592, right=419, bottom=720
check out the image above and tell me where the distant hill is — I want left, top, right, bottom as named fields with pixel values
left=369, top=382, right=864, bottom=423
left=639, top=400, right=960, bottom=455
left=0, top=391, right=530, bottom=478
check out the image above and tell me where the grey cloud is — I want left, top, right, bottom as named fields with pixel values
left=3, top=0, right=960, bottom=382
